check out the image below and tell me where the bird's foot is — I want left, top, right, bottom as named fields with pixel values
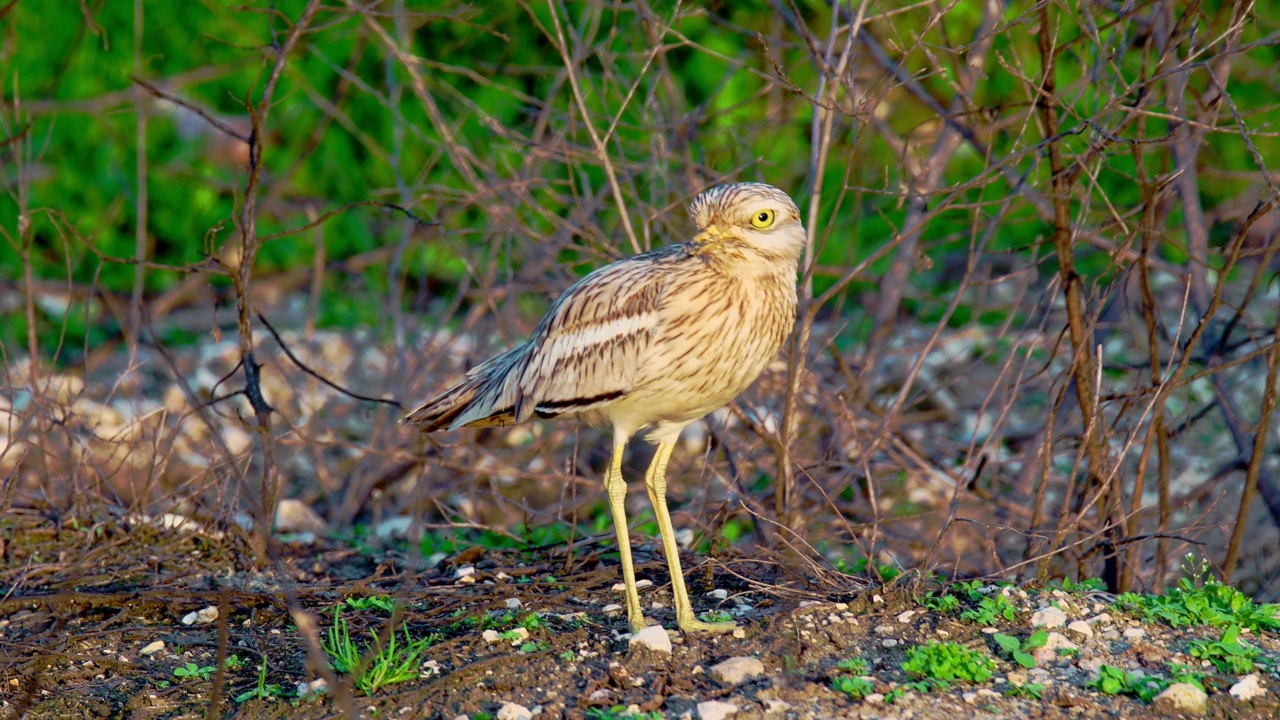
left=676, top=613, right=738, bottom=634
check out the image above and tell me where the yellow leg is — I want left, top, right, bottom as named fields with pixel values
left=603, top=436, right=648, bottom=633
left=643, top=441, right=736, bottom=633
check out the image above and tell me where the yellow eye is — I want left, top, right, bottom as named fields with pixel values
left=750, top=209, right=776, bottom=229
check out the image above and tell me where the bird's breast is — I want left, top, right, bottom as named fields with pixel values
left=611, top=265, right=797, bottom=430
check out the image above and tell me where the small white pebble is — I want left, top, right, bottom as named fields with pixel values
left=1229, top=674, right=1265, bottom=701
left=1031, top=606, right=1067, bottom=629
left=706, top=589, right=729, bottom=600
left=505, top=598, right=522, bottom=610
left=1122, top=627, right=1146, bottom=640
left=1067, top=620, right=1093, bottom=638
left=612, top=579, right=652, bottom=592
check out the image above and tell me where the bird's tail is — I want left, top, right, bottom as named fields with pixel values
left=401, top=347, right=523, bottom=432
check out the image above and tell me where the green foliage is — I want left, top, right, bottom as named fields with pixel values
left=1116, top=580, right=1279, bottom=634
left=884, top=680, right=934, bottom=703
left=917, top=592, right=960, bottom=613
left=323, top=607, right=440, bottom=696
left=1086, top=665, right=1164, bottom=702
left=992, top=630, right=1048, bottom=669
left=173, top=662, right=216, bottom=682
left=1045, top=577, right=1108, bottom=593
left=586, top=708, right=663, bottom=720
left=900, top=641, right=995, bottom=685
left=699, top=610, right=734, bottom=624
left=960, top=593, right=1018, bottom=625
left=235, top=656, right=287, bottom=703
left=344, top=596, right=396, bottom=614
left=1003, top=682, right=1045, bottom=699
left=1186, top=625, right=1260, bottom=675
left=835, top=657, right=870, bottom=675
left=1166, top=663, right=1207, bottom=691
left=832, top=675, right=875, bottom=700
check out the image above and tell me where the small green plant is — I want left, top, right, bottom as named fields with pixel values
left=1087, top=665, right=1163, bottom=702
left=884, top=680, right=933, bottom=703
left=223, top=654, right=246, bottom=671
left=585, top=707, right=664, bottom=720
left=519, top=612, right=544, bottom=630
left=1003, top=682, right=1045, bottom=699
left=992, top=630, right=1048, bottom=668
left=323, top=607, right=440, bottom=695
left=517, top=641, right=549, bottom=653
left=918, top=592, right=960, bottom=613
left=345, top=596, right=396, bottom=613
left=558, top=650, right=577, bottom=662
left=480, top=610, right=518, bottom=630
left=699, top=610, right=734, bottom=624
left=1045, top=576, right=1108, bottom=593
left=1187, top=625, right=1260, bottom=674
left=835, top=657, right=870, bottom=675
left=235, top=656, right=287, bottom=703
left=1166, top=662, right=1207, bottom=691
left=1115, top=556, right=1278, bottom=633
left=954, top=579, right=988, bottom=600
left=901, top=641, right=995, bottom=685
left=832, top=675, right=875, bottom=700
left=960, top=594, right=1018, bottom=625
left=173, top=662, right=216, bottom=682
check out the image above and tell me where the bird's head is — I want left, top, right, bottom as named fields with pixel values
left=688, top=182, right=806, bottom=262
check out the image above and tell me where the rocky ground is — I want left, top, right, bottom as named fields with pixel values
left=1, top=509, right=1277, bottom=720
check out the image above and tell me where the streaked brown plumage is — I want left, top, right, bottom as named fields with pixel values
left=404, top=182, right=806, bottom=633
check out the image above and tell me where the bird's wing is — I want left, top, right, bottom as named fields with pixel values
left=511, top=250, right=675, bottom=422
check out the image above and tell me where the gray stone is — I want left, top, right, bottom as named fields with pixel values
left=1066, top=620, right=1093, bottom=638
left=1031, top=631, right=1077, bottom=664
left=274, top=499, right=328, bottom=534
left=1030, top=606, right=1067, bottom=629
left=139, top=640, right=165, bottom=657
left=1152, top=683, right=1207, bottom=715
left=628, top=625, right=673, bottom=656
left=697, top=700, right=739, bottom=720
left=709, top=656, right=764, bottom=685
left=1230, top=674, right=1266, bottom=701
left=496, top=702, right=533, bottom=720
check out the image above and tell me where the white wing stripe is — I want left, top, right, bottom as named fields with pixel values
left=547, top=312, right=657, bottom=354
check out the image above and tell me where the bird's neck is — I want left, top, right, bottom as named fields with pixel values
left=692, top=236, right=803, bottom=274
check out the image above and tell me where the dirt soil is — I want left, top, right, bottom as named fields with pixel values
left=1, top=510, right=1277, bottom=720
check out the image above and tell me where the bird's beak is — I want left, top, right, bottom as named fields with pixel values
left=693, top=224, right=729, bottom=244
